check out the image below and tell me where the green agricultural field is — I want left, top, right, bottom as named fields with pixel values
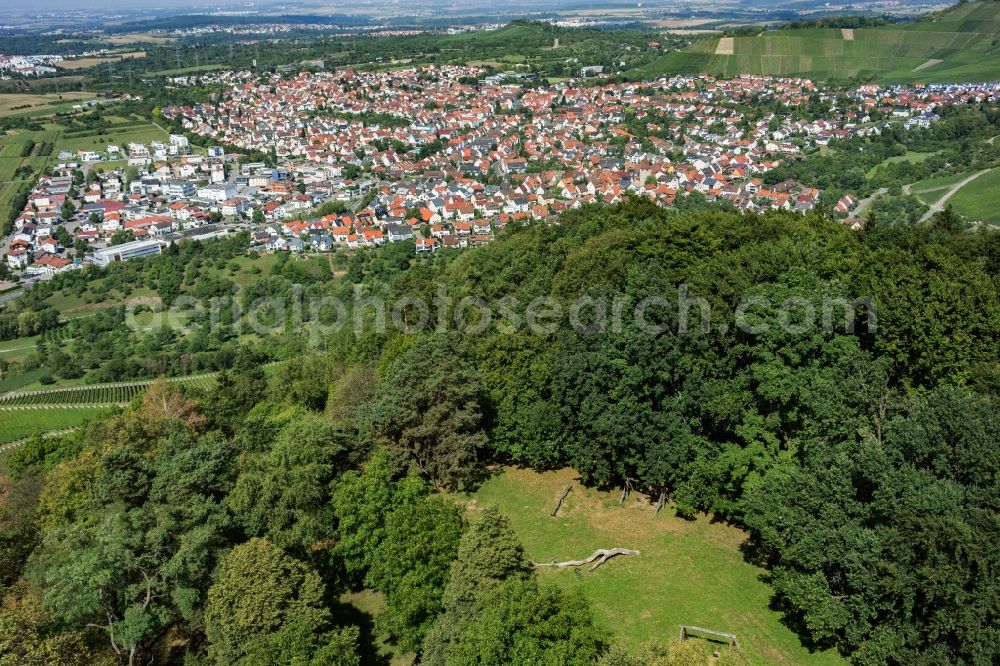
left=909, top=170, right=978, bottom=206
left=0, top=406, right=104, bottom=444
left=54, top=122, right=169, bottom=153
left=0, top=179, right=28, bottom=225
left=2, top=375, right=96, bottom=393
left=0, top=367, right=49, bottom=393
left=0, top=383, right=140, bottom=407
left=44, top=285, right=159, bottom=316
left=0, top=154, right=28, bottom=182
left=634, top=2, right=1000, bottom=83
left=470, top=468, right=844, bottom=666
left=948, top=168, right=1000, bottom=225
left=0, top=159, right=30, bottom=183
left=13, top=99, right=100, bottom=118
left=0, top=135, right=29, bottom=159
left=912, top=186, right=952, bottom=207
left=0, top=373, right=218, bottom=408
left=0, top=92, right=96, bottom=117
left=0, top=125, right=65, bottom=187
left=0, top=334, right=40, bottom=363
left=909, top=170, right=973, bottom=193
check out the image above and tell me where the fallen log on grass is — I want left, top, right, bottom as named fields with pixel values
left=550, top=484, right=572, bottom=516
left=532, top=548, right=639, bottom=572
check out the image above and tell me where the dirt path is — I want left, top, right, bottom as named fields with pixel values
left=0, top=342, right=34, bottom=354
left=852, top=188, right=887, bottom=218
left=0, top=427, right=80, bottom=454
left=918, top=169, right=990, bottom=223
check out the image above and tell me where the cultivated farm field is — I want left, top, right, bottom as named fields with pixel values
left=0, top=92, right=96, bottom=117
left=0, top=374, right=219, bottom=445
left=635, top=2, right=1000, bottom=83
left=0, top=406, right=105, bottom=444
left=0, top=374, right=218, bottom=408
left=54, top=121, right=169, bottom=153
left=947, top=168, right=1000, bottom=226
left=55, top=52, right=147, bottom=70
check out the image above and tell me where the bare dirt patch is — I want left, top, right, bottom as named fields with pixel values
left=650, top=18, right=714, bottom=29
left=56, top=52, right=146, bottom=70
left=914, top=58, right=943, bottom=71
left=662, top=29, right=722, bottom=36
left=841, top=28, right=855, bottom=40
left=715, top=37, right=735, bottom=56
left=105, top=33, right=176, bottom=45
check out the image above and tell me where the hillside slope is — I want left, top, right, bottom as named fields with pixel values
left=636, top=2, right=1000, bottom=83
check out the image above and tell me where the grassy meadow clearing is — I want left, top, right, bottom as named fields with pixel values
left=467, top=467, right=844, bottom=665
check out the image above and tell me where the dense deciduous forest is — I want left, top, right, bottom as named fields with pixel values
left=2, top=200, right=999, bottom=664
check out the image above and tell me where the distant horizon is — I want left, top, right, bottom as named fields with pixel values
left=2, top=0, right=281, bottom=12
left=0, top=0, right=238, bottom=8
left=0, top=0, right=941, bottom=13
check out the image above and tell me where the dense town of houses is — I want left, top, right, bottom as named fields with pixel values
left=5, top=65, right=999, bottom=278
left=159, top=23, right=427, bottom=38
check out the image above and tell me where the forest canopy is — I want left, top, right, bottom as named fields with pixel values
left=1, top=199, right=999, bottom=665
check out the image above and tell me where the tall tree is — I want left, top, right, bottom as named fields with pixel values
left=366, top=334, right=488, bottom=489
left=227, top=412, right=350, bottom=554
left=745, top=386, right=1000, bottom=663
left=29, top=430, right=233, bottom=666
left=440, top=578, right=607, bottom=666
left=0, top=474, right=42, bottom=600
left=329, top=449, right=428, bottom=585
left=367, top=494, right=464, bottom=652
left=204, top=349, right=268, bottom=434
left=440, top=506, right=533, bottom=611
left=0, top=580, right=113, bottom=666
left=422, top=506, right=533, bottom=665
left=204, top=537, right=359, bottom=665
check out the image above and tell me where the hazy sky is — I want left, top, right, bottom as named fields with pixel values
left=0, top=0, right=266, bottom=10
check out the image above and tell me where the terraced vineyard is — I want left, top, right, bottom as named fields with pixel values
left=636, top=2, right=1000, bottom=83
left=0, top=407, right=105, bottom=446
left=1, top=384, right=140, bottom=406
left=0, top=373, right=218, bottom=408
left=0, top=374, right=219, bottom=446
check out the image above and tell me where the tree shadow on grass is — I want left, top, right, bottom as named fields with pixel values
left=763, top=583, right=842, bottom=656
left=327, top=596, right=391, bottom=666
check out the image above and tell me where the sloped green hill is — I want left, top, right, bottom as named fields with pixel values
left=635, top=1, right=1000, bottom=83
